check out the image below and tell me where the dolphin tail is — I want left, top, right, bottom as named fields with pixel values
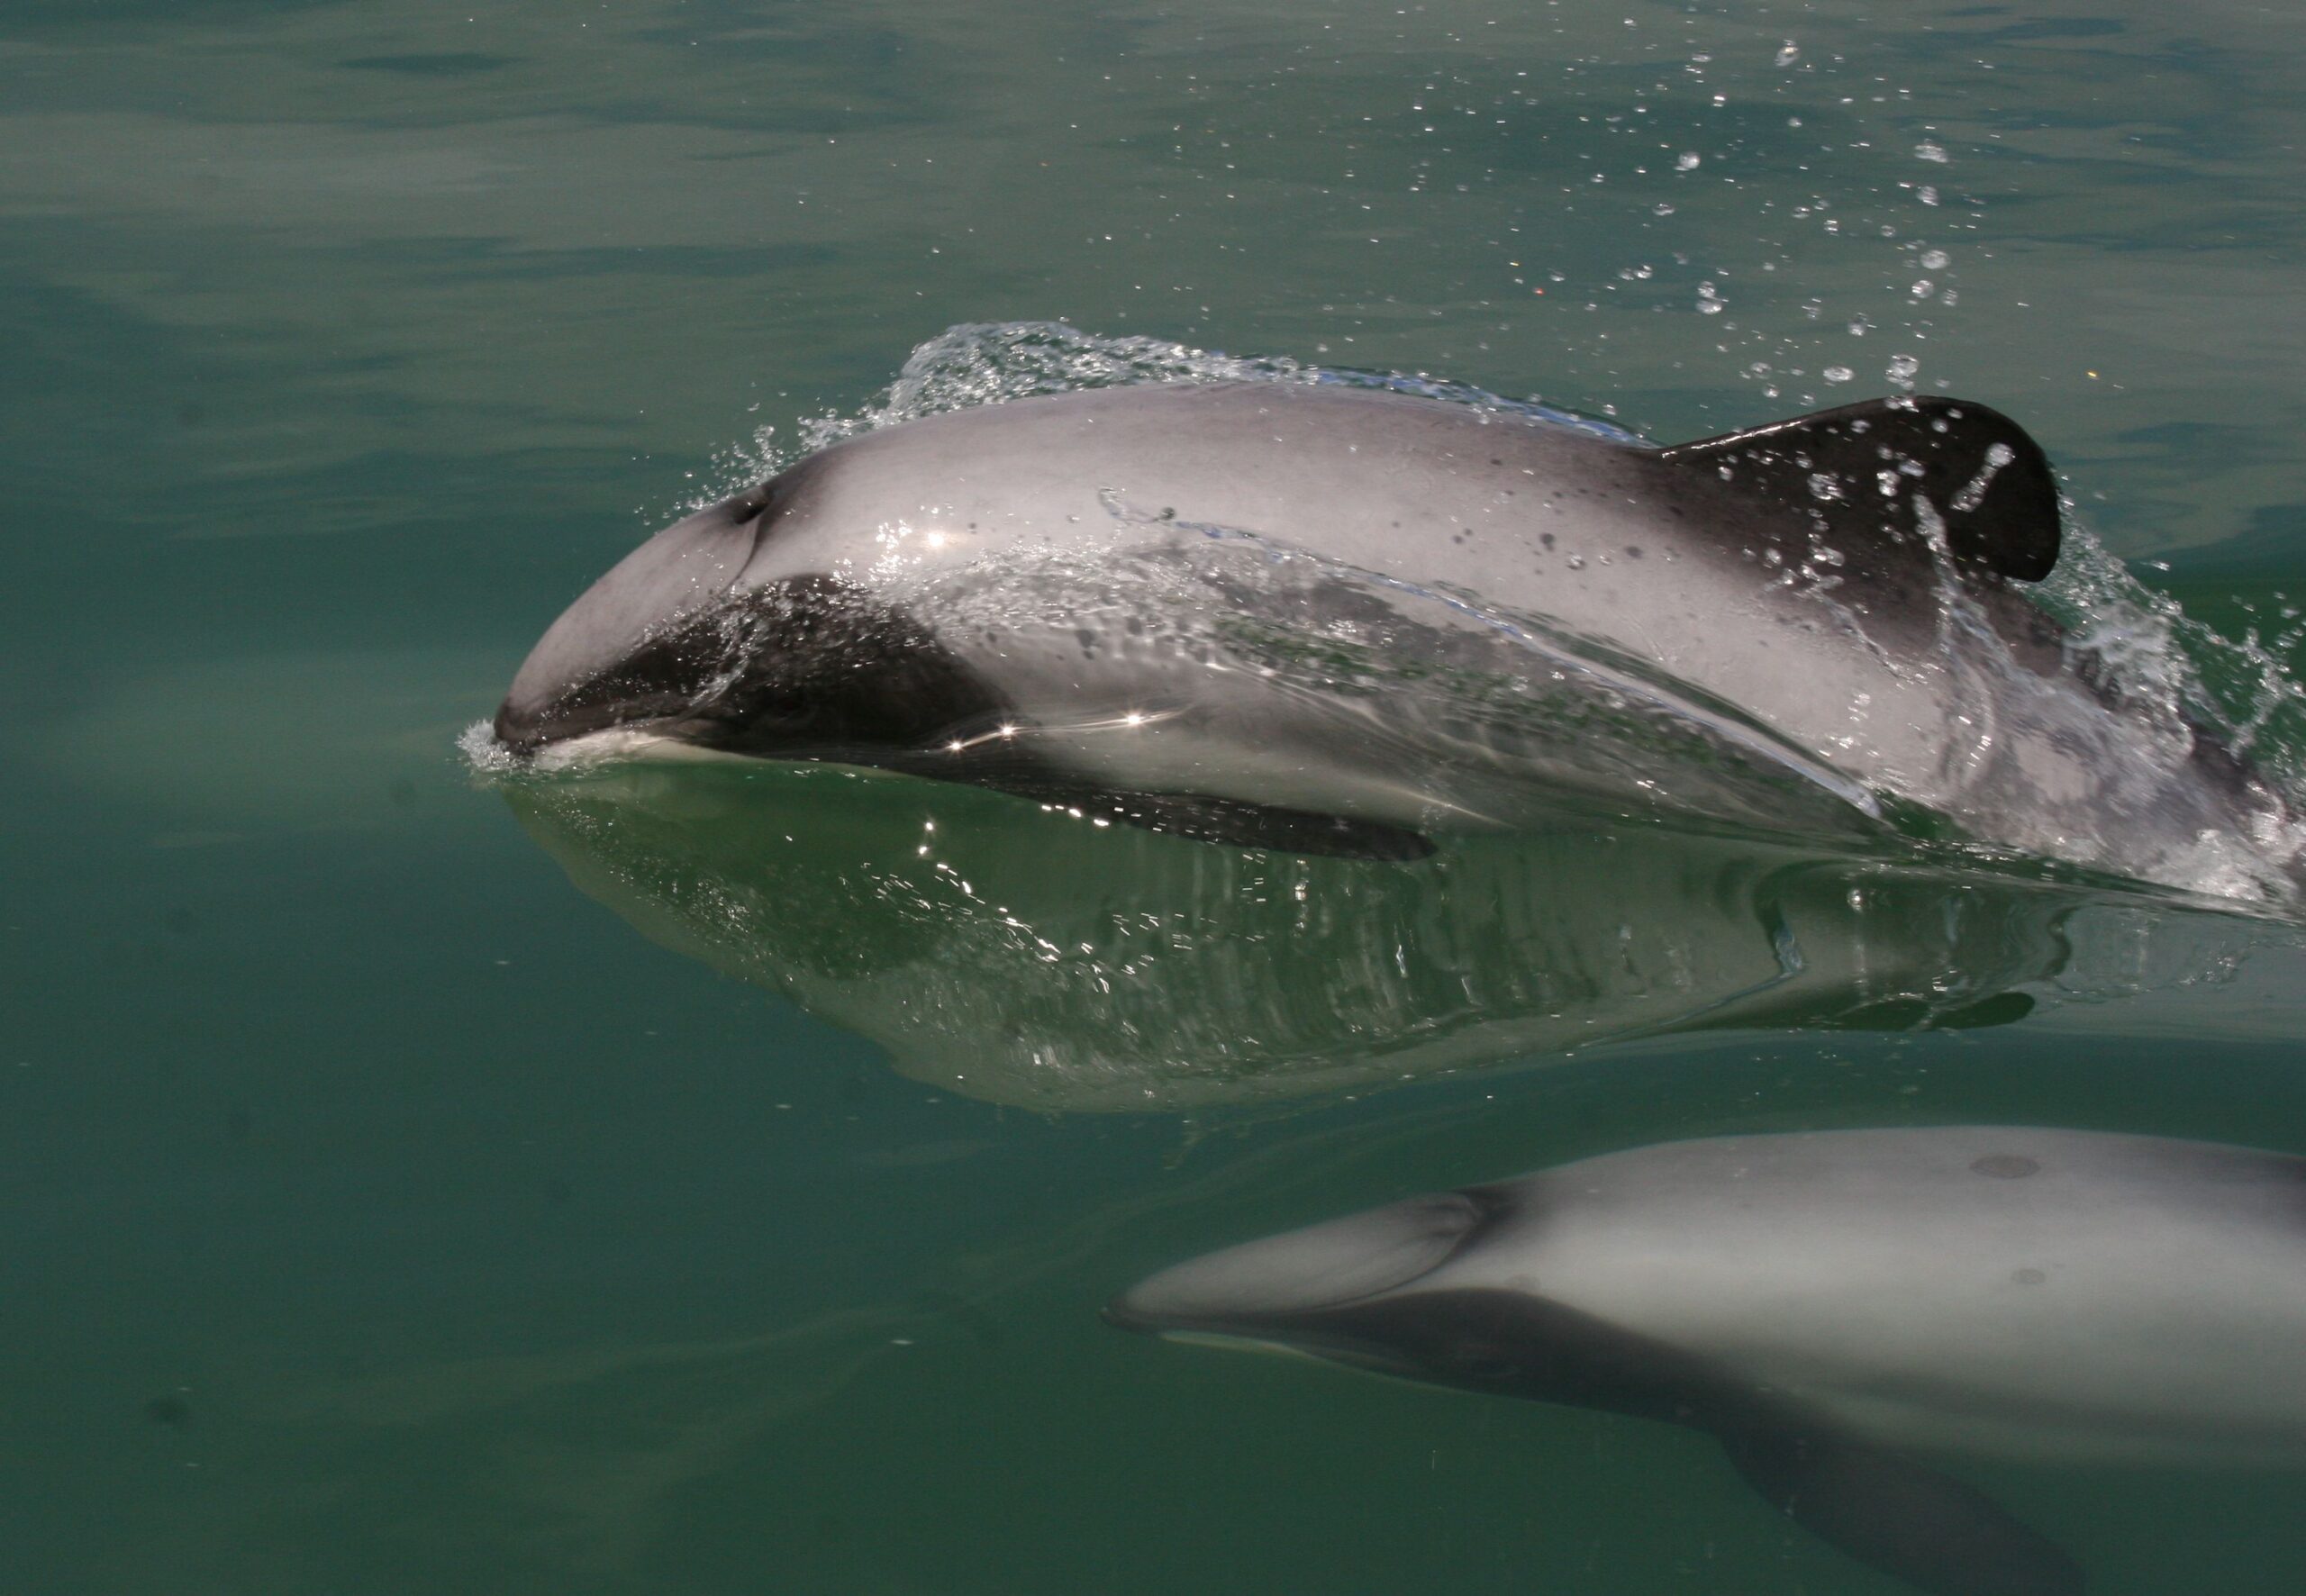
left=1720, top=1421, right=2085, bottom=1596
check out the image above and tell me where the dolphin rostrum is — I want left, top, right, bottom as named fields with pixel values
left=494, top=380, right=2293, bottom=891
left=1107, top=1126, right=2306, bottom=1595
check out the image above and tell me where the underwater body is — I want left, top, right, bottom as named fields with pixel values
left=1112, top=1125, right=2306, bottom=1596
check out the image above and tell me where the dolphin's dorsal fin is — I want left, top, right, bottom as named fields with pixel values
left=1720, top=1421, right=2085, bottom=1596
left=1659, top=397, right=2062, bottom=582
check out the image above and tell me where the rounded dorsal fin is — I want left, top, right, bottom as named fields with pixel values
left=1658, top=396, right=2062, bottom=582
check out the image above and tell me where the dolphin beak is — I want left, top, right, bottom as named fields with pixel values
left=1099, top=1297, right=1157, bottom=1333
left=1103, top=1190, right=1494, bottom=1337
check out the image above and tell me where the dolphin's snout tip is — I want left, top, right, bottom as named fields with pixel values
left=490, top=701, right=540, bottom=757
left=1100, top=1294, right=1158, bottom=1334
left=491, top=689, right=585, bottom=759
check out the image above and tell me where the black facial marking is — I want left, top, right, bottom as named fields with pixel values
left=499, top=574, right=1011, bottom=758
left=1271, top=1286, right=1745, bottom=1428
left=680, top=576, right=1012, bottom=758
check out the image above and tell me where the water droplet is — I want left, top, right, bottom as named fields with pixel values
left=1675, top=151, right=1702, bottom=171
left=1822, top=367, right=1854, bottom=385
left=1914, top=141, right=1949, bottom=163
left=1652, top=202, right=1675, bottom=216
left=1921, top=249, right=1950, bottom=269
left=1775, top=41, right=1801, bottom=67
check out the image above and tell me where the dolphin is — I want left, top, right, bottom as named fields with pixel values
left=1107, top=1126, right=2306, bottom=1595
left=493, top=379, right=2292, bottom=888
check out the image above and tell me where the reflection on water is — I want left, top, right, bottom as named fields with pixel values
left=492, top=757, right=2280, bottom=1112
left=1112, top=1125, right=2306, bottom=1596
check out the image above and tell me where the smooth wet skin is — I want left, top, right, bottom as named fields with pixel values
left=494, top=381, right=2295, bottom=889
left=1110, top=1127, right=2306, bottom=1596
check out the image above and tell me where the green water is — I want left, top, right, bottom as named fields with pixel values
left=7, top=2, right=2306, bottom=1591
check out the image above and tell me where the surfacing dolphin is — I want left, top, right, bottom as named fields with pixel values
left=1108, top=1126, right=2306, bottom=1596
left=494, top=379, right=2292, bottom=890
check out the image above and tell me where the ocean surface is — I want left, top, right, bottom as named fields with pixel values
left=6, top=3, right=2305, bottom=1592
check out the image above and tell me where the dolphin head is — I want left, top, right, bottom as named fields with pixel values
left=494, top=486, right=1005, bottom=759
left=494, top=488, right=764, bottom=752
left=1104, top=1190, right=1500, bottom=1342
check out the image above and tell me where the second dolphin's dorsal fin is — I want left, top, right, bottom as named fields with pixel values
left=1658, top=397, right=2062, bottom=582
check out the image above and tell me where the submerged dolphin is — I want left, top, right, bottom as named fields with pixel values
left=1107, top=1127, right=2306, bottom=1595
left=494, top=380, right=2287, bottom=885
left=499, top=766, right=2092, bottom=1110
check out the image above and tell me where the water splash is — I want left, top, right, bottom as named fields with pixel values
left=698, top=320, right=1637, bottom=506
left=457, top=718, right=521, bottom=775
